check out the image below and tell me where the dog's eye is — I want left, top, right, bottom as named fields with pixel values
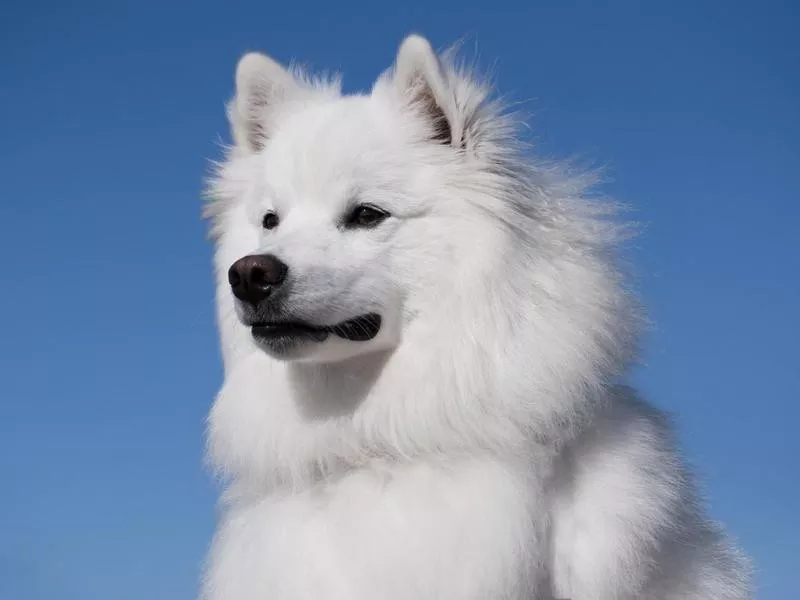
left=262, top=212, right=279, bottom=230
left=345, top=204, right=389, bottom=229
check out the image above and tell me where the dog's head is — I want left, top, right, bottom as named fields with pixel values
left=206, top=36, right=639, bottom=482
left=209, top=36, right=514, bottom=363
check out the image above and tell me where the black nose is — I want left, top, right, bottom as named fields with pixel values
left=228, top=254, right=288, bottom=306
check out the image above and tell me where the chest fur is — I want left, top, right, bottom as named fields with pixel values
left=204, top=460, right=542, bottom=600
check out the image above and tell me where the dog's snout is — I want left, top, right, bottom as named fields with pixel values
left=228, top=254, right=288, bottom=305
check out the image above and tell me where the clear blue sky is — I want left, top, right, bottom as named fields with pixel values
left=1, top=1, right=797, bottom=598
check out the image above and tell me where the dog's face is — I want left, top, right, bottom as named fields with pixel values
left=213, top=37, right=499, bottom=363
left=227, top=98, right=428, bottom=363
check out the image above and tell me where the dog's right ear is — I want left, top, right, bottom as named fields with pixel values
left=228, top=53, right=302, bottom=153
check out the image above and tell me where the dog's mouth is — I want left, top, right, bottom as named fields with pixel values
left=251, top=313, right=382, bottom=343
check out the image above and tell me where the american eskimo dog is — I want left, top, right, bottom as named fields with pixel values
left=202, top=34, right=750, bottom=600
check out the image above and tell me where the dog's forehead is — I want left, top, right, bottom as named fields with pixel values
left=260, top=96, right=395, bottom=205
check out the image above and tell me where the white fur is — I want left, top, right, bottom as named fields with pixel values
left=202, top=35, right=751, bottom=599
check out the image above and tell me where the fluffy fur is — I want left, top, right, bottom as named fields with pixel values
left=202, top=35, right=751, bottom=599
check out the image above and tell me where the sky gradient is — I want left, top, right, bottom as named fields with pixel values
left=1, top=1, right=798, bottom=599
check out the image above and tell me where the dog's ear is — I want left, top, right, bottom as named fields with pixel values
left=228, top=52, right=302, bottom=152
left=392, top=35, right=458, bottom=147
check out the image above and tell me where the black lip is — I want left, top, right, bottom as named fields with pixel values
left=251, top=322, right=329, bottom=342
left=251, top=313, right=382, bottom=343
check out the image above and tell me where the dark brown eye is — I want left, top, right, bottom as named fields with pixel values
left=345, top=204, right=389, bottom=229
left=262, top=212, right=279, bottom=230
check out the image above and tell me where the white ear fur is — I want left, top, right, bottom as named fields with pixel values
left=229, top=52, right=301, bottom=152
left=393, top=35, right=458, bottom=146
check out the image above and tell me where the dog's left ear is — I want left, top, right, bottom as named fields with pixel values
left=392, top=35, right=460, bottom=147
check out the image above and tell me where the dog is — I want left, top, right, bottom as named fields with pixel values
left=201, top=34, right=751, bottom=600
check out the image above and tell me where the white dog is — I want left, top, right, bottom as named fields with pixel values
left=202, top=35, right=751, bottom=600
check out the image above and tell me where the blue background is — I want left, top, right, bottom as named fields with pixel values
left=1, top=1, right=797, bottom=598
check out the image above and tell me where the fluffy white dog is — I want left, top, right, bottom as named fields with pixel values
left=202, top=34, right=751, bottom=600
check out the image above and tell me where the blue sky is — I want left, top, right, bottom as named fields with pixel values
left=1, top=1, right=797, bottom=598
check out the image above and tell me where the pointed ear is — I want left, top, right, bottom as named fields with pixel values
left=392, top=35, right=458, bottom=146
left=228, top=52, right=302, bottom=152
